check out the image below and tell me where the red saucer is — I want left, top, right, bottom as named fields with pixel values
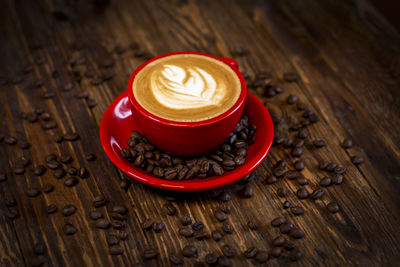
left=100, top=91, right=274, bottom=191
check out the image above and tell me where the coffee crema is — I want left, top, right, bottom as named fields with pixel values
left=132, top=54, right=241, bottom=122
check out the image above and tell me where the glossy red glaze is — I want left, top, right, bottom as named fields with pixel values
left=126, top=51, right=247, bottom=156
left=100, top=91, right=274, bottom=191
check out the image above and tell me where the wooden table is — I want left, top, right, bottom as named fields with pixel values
left=1, top=0, right=399, bottom=266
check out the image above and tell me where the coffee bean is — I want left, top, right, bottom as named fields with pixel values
left=179, top=227, right=194, bottom=237
left=293, top=139, right=305, bottom=148
left=244, top=247, right=258, bottom=258
left=63, top=132, right=80, bottom=141
left=170, top=253, right=184, bottom=265
left=53, top=168, right=66, bottom=179
left=342, top=138, right=353, bottom=149
left=63, top=223, right=77, bottom=235
left=0, top=173, right=7, bottom=182
left=297, top=188, right=309, bottom=199
left=284, top=241, right=296, bottom=251
left=309, top=113, right=320, bottom=123
left=277, top=187, right=288, bottom=197
left=26, top=188, right=40, bottom=197
left=78, top=167, right=88, bottom=178
left=351, top=156, right=364, bottom=165
left=334, top=166, right=347, bottom=174
left=143, top=248, right=158, bottom=260
left=66, top=167, right=77, bottom=176
left=33, top=242, right=45, bottom=255
left=214, top=210, right=227, bottom=222
left=222, top=221, right=234, bottom=233
left=211, top=230, right=222, bottom=241
left=89, top=210, right=103, bottom=220
left=96, top=218, right=110, bottom=229
left=110, top=245, right=123, bottom=255
left=192, top=221, right=204, bottom=231
left=205, top=252, right=218, bottom=265
left=291, top=147, right=303, bottom=157
left=110, top=212, right=126, bottom=221
left=319, top=161, right=329, bottom=170
left=221, top=244, right=235, bottom=257
left=291, top=206, right=305, bottom=216
left=46, top=160, right=60, bottom=169
left=272, top=236, right=286, bottom=246
left=332, top=174, right=344, bottom=185
left=219, top=192, right=232, bottom=202
left=298, top=128, right=309, bottom=139
left=242, top=185, right=254, bottom=198
left=297, top=176, right=309, bottom=185
left=162, top=203, right=177, bottom=216
left=313, top=139, right=326, bottom=148
left=326, top=162, right=338, bottom=172
left=286, top=95, right=298, bottom=104
left=31, top=256, right=45, bottom=267
left=218, top=256, right=231, bottom=267
left=290, top=228, right=305, bottom=239
left=34, top=165, right=46, bottom=176
left=289, top=249, right=302, bottom=261
left=59, top=155, right=72, bottom=164
left=4, top=136, right=17, bottom=145
left=302, top=109, right=314, bottom=118
left=107, top=235, right=119, bottom=246
left=93, top=195, right=107, bottom=208
left=141, top=219, right=154, bottom=230
left=182, top=245, right=197, bottom=258
left=273, top=167, right=286, bottom=178
left=64, top=177, right=79, bottom=187
left=153, top=166, right=164, bottom=178
left=311, top=189, right=324, bottom=200
left=271, top=217, right=286, bottom=227
left=219, top=202, right=232, bottom=214
left=153, top=222, right=164, bottom=232
left=194, top=230, right=208, bottom=240
left=62, top=205, right=76, bottom=216
left=327, top=202, right=340, bottom=213
left=283, top=201, right=291, bottom=209
left=41, top=121, right=57, bottom=130
left=13, top=166, right=25, bottom=175
left=280, top=222, right=293, bottom=234
left=177, top=215, right=191, bottom=226
left=255, top=250, right=269, bottom=263
left=211, top=163, right=224, bottom=176
left=86, top=153, right=96, bottom=161
left=271, top=247, right=282, bottom=258
left=112, top=205, right=128, bottom=214
left=294, top=160, right=305, bottom=171
left=266, top=103, right=283, bottom=123
left=46, top=204, right=57, bottom=214
left=320, top=177, right=332, bottom=187
left=6, top=208, right=19, bottom=220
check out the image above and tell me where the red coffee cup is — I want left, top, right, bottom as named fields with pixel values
left=126, top=52, right=247, bottom=157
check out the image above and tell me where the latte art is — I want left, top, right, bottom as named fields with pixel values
left=132, top=54, right=241, bottom=122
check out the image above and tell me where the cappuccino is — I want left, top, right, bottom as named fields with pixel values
left=132, top=54, right=241, bottom=122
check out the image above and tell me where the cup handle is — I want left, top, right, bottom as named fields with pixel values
left=220, top=57, right=239, bottom=69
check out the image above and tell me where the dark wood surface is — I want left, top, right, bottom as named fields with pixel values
left=1, top=0, right=400, bottom=266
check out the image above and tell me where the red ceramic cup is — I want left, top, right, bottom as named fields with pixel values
left=126, top=51, right=247, bottom=156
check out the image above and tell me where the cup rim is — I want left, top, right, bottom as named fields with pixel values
left=126, top=51, right=247, bottom=127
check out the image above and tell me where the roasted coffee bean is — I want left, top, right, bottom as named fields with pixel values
left=302, top=109, right=314, bottom=118
left=63, top=223, right=77, bottom=235
left=244, top=247, right=258, bottom=258
left=342, top=138, right=353, bottom=149
left=164, top=168, right=177, bottom=179
left=222, top=221, right=234, bottom=233
left=273, top=168, right=286, bottom=178
left=320, top=177, right=332, bottom=187
left=194, top=230, right=208, bottom=240
left=53, top=168, right=66, bottom=179
left=211, top=230, right=222, bottom=241
left=39, top=112, right=51, bottom=121
left=180, top=215, right=192, bottom=226
left=290, top=228, right=305, bottom=239
left=141, top=219, right=154, bottom=230
left=266, top=175, right=277, bottom=184
left=291, top=206, right=305, bottom=216
left=143, top=248, right=158, bottom=259
left=219, top=192, right=231, bottom=202
left=309, top=113, right=320, bottom=123
left=205, top=252, right=218, bottom=265
left=33, top=242, right=45, bottom=255
left=283, top=137, right=293, bottom=148
left=311, top=189, right=324, bottom=200
left=211, top=163, right=224, bottom=176
left=289, top=249, right=302, bottom=261
left=110, top=245, right=123, bottom=255
left=297, top=176, right=309, bottom=185
left=179, top=227, right=194, bottom=237
left=89, top=210, right=103, bottom=220
left=351, top=156, right=364, bottom=165
left=0, top=173, right=7, bottom=182
left=319, top=161, right=329, bottom=170
left=286, top=95, right=298, bottom=104
left=63, top=133, right=80, bottom=141
left=110, top=212, right=126, bottom=221
left=332, top=174, right=344, bottom=185
left=78, top=167, right=88, bottom=178
left=182, top=245, right=197, bottom=258
left=96, top=219, right=110, bottom=229
left=214, top=210, right=227, bottom=222
left=46, top=160, right=60, bottom=169
left=169, top=253, right=184, bottom=265
left=192, top=221, right=204, bottom=231
left=162, top=203, right=177, bottom=216
left=66, top=167, right=77, bottom=176
left=86, top=153, right=96, bottom=161
left=46, top=204, right=57, bottom=214
left=87, top=98, right=97, bottom=108
left=327, top=202, right=340, bottom=213
left=112, top=205, right=128, bottom=214
left=218, top=256, right=231, bottom=267
left=298, top=128, right=309, bottom=139
left=64, top=177, right=78, bottom=187
left=277, top=187, right=288, bottom=197
left=326, top=162, right=338, bottom=172
left=334, top=166, right=347, bottom=174
left=242, top=185, right=254, bottom=198
left=41, top=121, right=57, bottom=130
left=297, top=188, right=309, bottom=199
left=121, top=149, right=131, bottom=159
left=93, top=195, right=107, bottom=208
left=271, top=247, right=282, bottom=258
left=62, top=204, right=76, bottom=216
left=274, top=160, right=286, bottom=169
left=272, top=236, right=286, bottom=246
left=283, top=201, right=291, bottom=209
left=26, top=188, right=40, bottom=197
left=6, top=208, right=19, bottom=220
left=284, top=241, right=296, bottom=251
left=313, top=139, right=326, bottom=148
left=255, top=250, right=269, bottom=263
left=221, top=244, right=235, bottom=257
left=153, top=222, right=164, bottom=232
left=13, top=166, right=25, bottom=175
left=4, top=136, right=17, bottom=145
left=293, top=139, right=305, bottom=148
left=294, top=160, right=305, bottom=171
left=120, top=180, right=130, bottom=190
left=153, top=166, right=164, bottom=178
left=280, top=222, right=293, bottom=234
left=291, top=147, right=303, bottom=157
left=60, top=155, right=72, bottom=164
left=271, top=217, right=286, bottom=227
left=219, top=202, right=232, bottom=214
left=111, top=220, right=125, bottom=230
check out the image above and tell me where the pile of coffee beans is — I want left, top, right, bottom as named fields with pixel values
left=120, top=116, right=256, bottom=180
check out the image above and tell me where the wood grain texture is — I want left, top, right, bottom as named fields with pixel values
left=0, top=0, right=399, bottom=266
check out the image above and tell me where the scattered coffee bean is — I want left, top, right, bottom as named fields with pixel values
left=280, top=222, right=293, bottom=234
left=153, top=222, right=164, bottom=232
left=6, top=208, right=19, bottom=220
left=46, top=204, right=57, bottom=214
left=284, top=241, right=296, bottom=251
left=219, top=192, right=231, bottom=202
left=319, top=161, right=329, bottom=170
left=297, top=176, right=309, bottom=185
left=214, top=210, right=227, bottom=222
left=66, top=167, right=77, bottom=176
left=311, top=189, right=324, bottom=200
left=63, top=132, right=80, bottom=141
left=244, top=247, right=258, bottom=258
left=332, top=174, right=344, bottom=185
left=26, top=188, right=40, bottom=197
left=266, top=175, right=277, bottom=184
left=342, top=138, right=353, bottom=149
left=273, top=167, right=286, bottom=178
left=170, top=253, right=184, bottom=265
left=34, top=165, right=46, bottom=176
left=298, top=128, right=309, bottom=139
left=41, top=121, right=57, bottom=130
left=320, top=177, right=332, bottom=187
left=93, top=195, right=107, bottom=208
left=283, top=72, right=299, bottom=82
left=334, top=166, right=347, bottom=174
left=326, top=162, right=338, bottom=172
left=96, top=218, right=110, bottom=229
left=179, top=227, right=194, bottom=237
left=221, top=244, right=235, bottom=257
left=107, top=235, right=119, bottom=246
left=112, top=205, right=128, bottom=214
left=78, top=167, right=88, bottom=178
left=290, top=228, right=305, bottom=239
left=205, top=252, right=218, bottom=265
left=219, top=202, right=232, bottom=214
left=182, top=245, right=197, bottom=258
left=272, top=236, right=286, bottom=246
left=255, top=250, right=269, bottom=263
left=110, top=245, right=123, bottom=255
left=242, top=185, right=253, bottom=198
left=141, top=219, right=154, bottom=230
left=247, top=220, right=258, bottom=230
left=212, top=230, right=222, bottom=241
left=62, top=204, right=76, bottom=216
left=143, top=248, right=158, bottom=260
left=86, top=153, right=96, bottom=161
left=291, top=206, right=305, bottom=216
left=283, top=200, right=291, bottom=209
left=64, top=177, right=79, bottom=187
left=277, top=187, right=288, bottom=197
left=289, top=249, right=302, bottom=261
left=327, top=202, right=340, bottom=213
left=4, top=136, right=17, bottom=145
left=297, top=188, right=309, bottom=199
left=351, top=156, right=364, bottom=165
left=63, top=223, right=77, bottom=235
left=271, top=217, right=286, bottom=227
left=313, top=139, right=326, bottom=148
left=271, top=247, right=282, bottom=258
left=27, top=113, right=38, bottom=123
left=46, top=160, right=60, bottom=169
left=180, top=215, right=192, bottom=226
left=53, top=168, right=66, bottom=179
left=60, top=155, right=72, bottom=164
left=294, top=160, right=305, bottom=171
left=192, top=221, right=204, bottom=231
left=286, top=95, right=298, bottom=104
left=89, top=210, right=103, bottom=220
left=13, top=166, right=25, bottom=175
left=218, top=256, right=231, bottom=267
left=194, top=230, right=208, bottom=240
left=293, top=139, right=305, bottom=148
left=291, top=147, right=303, bottom=157
left=162, top=203, right=177, bottom=216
